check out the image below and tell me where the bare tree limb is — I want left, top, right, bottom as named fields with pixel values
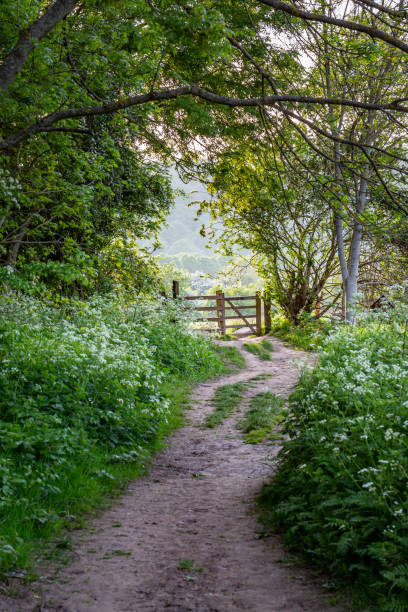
left=257, top=0, right=408, bottom=54
left=356, top=0, right=408, bottom=19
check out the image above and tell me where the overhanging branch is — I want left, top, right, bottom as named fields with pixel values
left=2, top=84, right=408, bottom=152
left=257, top=0, right=408, bottom=55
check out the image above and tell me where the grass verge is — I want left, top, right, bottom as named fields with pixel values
left=248, top=373, right=273, bottom=382
left=238, top=392, right=285, bottom=443
left=244, top=338, right=274, bottom=360
left=0, top=295, right=228, bottom=578
left=212, top=344, right=246, bottom=371
left=216, top=333, right=237, bottom=341
left=260, top=311, right=408, bottom=611
left=205, top=382, right=247, bottom=428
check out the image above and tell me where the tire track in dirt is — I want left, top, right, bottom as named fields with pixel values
left=2, top=336, right=348, bottom=612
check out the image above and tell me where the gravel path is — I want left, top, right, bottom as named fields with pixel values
left=2, top=336, right=347, bottom=612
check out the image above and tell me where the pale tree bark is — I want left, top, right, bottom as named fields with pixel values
left=334, top=139, right=372, bottom=324
left=345, top=173, right=369, bottom=323
left=322, top=23, right=377, bottom=323
left=334, top=174, right=369, bottom=323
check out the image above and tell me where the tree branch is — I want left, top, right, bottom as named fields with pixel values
left=2, top=84, right=408, bottom=151
left=257, top=0, right=408, bottom=55
left=356, top=0, right=408, bottom=19
left=0, top=0, right=80, bottom=91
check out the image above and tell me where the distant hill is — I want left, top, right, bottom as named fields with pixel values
left=157, top=170, right=212, bottom=255
left=155, top=170, right=259, bottom=290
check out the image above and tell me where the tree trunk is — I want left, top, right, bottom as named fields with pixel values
left=345, top=221, right=363, bottom=323
left=344, top=168, right=369, bottom=323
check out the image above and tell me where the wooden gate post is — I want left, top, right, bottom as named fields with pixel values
left=264, top=298, right=272, bottom=333
left=256, top=291, right=262, bottom=335
left=216, top=290, right=226, bottom=335
left=172, top=280, right=180, bottom=299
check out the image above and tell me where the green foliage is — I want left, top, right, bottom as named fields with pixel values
left=198, top=145, right=338, bottom=324
left=243, top=339, right=274, bottom=361
left=0, top=0, right=303, bottom=300
left=261, top=310, right=408, bottom=610
left=0, top=0, right=276, bottom=293
left=0, top=294, right=224, bottom=572
left=238, top=392, right=285, bottom=444
left=270, top=316, right=333, bottom=351
left=98, top=237, right=167, bottom=297
left=0, top=137, right=173, bottom=295
left=205, top=381, right=247, bottom=428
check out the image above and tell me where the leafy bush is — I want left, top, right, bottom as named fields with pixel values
left=270, top=315, right=333, bottom=350
left=261, top=311, right=408, bottom=610
left=0, top=294, right=223, bottom=571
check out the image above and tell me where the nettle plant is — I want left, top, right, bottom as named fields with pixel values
left=263, top=297, right=408, bottom=610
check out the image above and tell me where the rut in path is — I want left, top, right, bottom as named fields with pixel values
left=2, top=336, right=347, bottom=612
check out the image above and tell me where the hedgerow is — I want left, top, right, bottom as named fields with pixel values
left=0, top=294, right=223, bottom=572
left=261, top=309, right=408, bottom=611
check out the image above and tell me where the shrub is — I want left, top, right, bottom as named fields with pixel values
left=0, top=294, right=223, bottom=571
left=270, top=315, right=333, bottom=350
left=261, top=311, right=408, bottom=610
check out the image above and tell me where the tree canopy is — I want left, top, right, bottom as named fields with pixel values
left=1, top=0, right=408, bottom=310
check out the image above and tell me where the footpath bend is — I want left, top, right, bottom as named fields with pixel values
left=1, top=336, right=347, bottom=612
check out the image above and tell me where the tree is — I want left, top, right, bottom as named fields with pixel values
left=198, top=145, right=338, bottom=324
left=1, top=0, right=408, bottom=306
left=215, top=2, right=408, bottom=321
left=1, top=0, right=408, bottom=154
left=0, top=116, right=173, bottom=293
left=293, top=6, right=408, bottom=321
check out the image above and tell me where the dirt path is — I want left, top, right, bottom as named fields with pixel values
left=3, top=337, right=347, bottom=612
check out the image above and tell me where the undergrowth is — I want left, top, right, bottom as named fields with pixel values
left=261, top=308, right=408, bottom=611
left=270, top=316, right=332, bottom=350
left=0, top=294, right=225, bottom=575
left=238, top=392, right=285, bottom=443
left=205, top=381, right=247, bottom=428
left=243, top=339, right=274, bottom=361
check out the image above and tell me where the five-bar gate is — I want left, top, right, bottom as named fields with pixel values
left=172, top=282, right=271, bottom=335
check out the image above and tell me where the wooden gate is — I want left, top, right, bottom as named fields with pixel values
left=171, top=281, right=271, bottom=335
